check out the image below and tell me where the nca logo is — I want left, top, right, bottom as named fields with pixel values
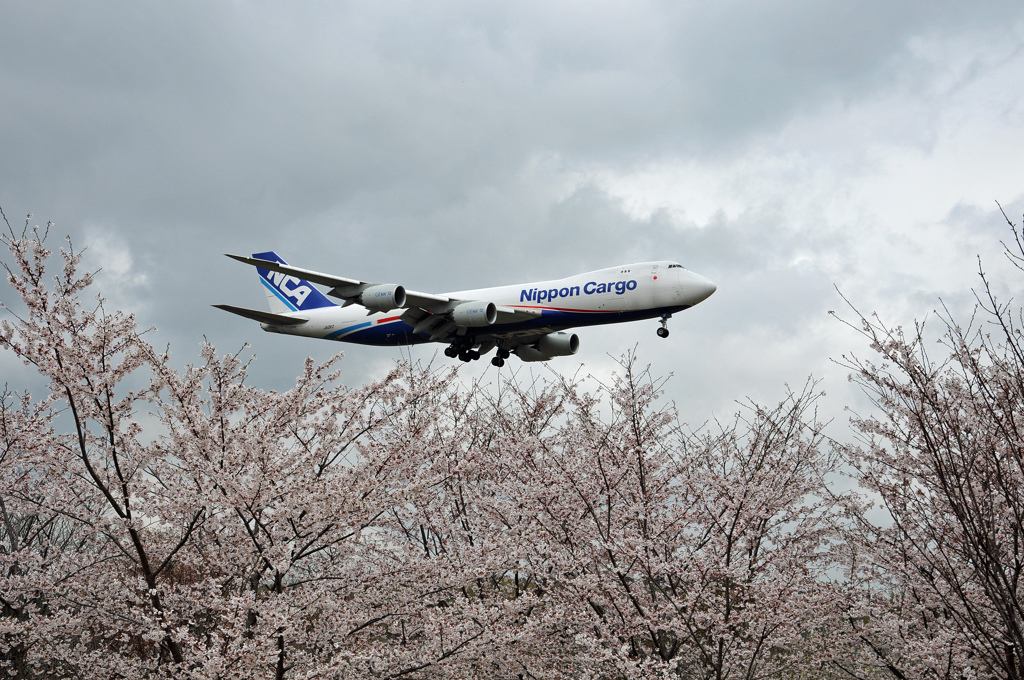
left=266, top=270, right=313, bottom=306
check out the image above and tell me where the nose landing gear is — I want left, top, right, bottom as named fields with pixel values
left=490, top=347, right=510, bottom=367
left=657, top=313, right=671, bottom=338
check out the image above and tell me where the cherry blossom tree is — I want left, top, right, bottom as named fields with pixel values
left=0, top=214, right=519, bottom=678
left=495, top=365, right=844, bottom=680
left=383, top=356, right=849, bottom=679
left=836, top=209, right=1024, bottom=680
left=0, top=208, right=864, bottom=679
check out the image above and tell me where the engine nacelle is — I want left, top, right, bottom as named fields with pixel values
left=360, top=284, right=406, bottom=312
left=516, top=332, right=580, bottom=362
left=452, top=301, right=497, bottom=326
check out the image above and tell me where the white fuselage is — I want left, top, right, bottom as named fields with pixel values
left=261, top=261, right=716, bottom=347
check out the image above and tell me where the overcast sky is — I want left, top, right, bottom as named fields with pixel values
left=2, top=2, right=1023, bottom=428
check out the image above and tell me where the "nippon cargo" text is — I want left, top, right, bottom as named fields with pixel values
left=520, top=279, right=637, bottom=303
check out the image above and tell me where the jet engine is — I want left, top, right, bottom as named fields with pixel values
left=359, top=284, right=407, bottom=312
left=515, top=332, right=580, bottom=362
left=452, top=301, right=497, bottom=326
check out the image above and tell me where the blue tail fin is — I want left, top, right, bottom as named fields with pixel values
left=253, top=251, right=336, bottom=313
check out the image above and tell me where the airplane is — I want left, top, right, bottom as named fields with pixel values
left=215, top=252, right=716, bottom=367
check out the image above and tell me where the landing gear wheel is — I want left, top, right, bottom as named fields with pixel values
left=658, top=313, right=672, bottom=338
left=469, top=350, right=480, bottom=361
left=491, top=357, right=505, bottom=367
left=459, top=351, right=472, bottom=362
left=497, top=348, right=511, bottom=360
left=444, top=345, right=459, bottom=358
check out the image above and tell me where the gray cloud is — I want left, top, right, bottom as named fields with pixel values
left=2, top=1, right=1023, bottom=405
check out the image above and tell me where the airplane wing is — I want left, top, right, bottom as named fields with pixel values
left=398, top=309, right=540, bottom=342
left=225, top=254, right=544, bottom=341
left=226, top=254, right=543, bottom=321
left=494, top=305, right=542, bottom=324
left=225, top=254, right=452, bottom=311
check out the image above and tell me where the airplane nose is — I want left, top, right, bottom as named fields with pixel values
left=696, top=277, right=717, bottom=302
left=680, top=273, right=716, bottom=305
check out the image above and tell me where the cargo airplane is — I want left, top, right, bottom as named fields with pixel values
left=215, top=252, right=716, bottom=367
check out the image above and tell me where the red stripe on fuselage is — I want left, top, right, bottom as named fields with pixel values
left=511, top=305, right=617, bottom=314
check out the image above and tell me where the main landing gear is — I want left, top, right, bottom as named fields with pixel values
left=444, top=342, right=482, bottom=363
left=445, top=342, right=510, bottom=367
left=444, top=345, right=476, bottom=360
left=657, top=313, right=671, bottom=338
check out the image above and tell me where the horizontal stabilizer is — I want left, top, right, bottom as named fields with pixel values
left=213, top=304, right=307, bottom=326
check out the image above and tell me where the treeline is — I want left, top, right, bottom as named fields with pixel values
left=0, top=213, right=1021, bottom=680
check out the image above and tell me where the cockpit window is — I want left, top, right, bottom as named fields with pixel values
left=667, top=264, right=685, bottom=269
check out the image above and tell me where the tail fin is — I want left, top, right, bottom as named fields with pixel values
left=252, top=251, right=336, bottom=313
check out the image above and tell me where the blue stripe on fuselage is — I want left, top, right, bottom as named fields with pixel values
left=327, top=306, right=690, bottom=346
left=325, top=321, right=373, bottom=340
left=328, top=320, right=422, bottom=346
